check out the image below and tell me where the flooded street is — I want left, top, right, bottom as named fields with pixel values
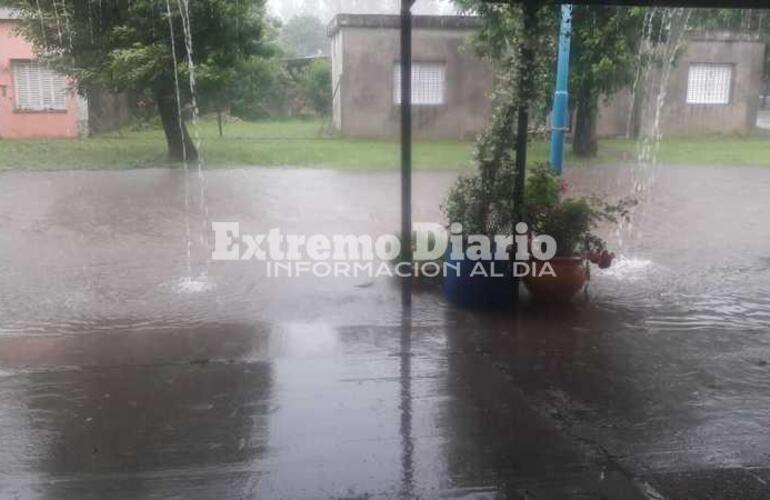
left=1, top=165, right=770, bottom=498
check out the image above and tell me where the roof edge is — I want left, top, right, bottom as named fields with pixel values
left=687, top=30, right=764, bottom=43
left=0, top=7, right=21, bottom=20
left=328, top=14, right=480, bottom=37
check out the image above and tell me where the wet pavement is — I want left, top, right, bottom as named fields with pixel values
left=1, top=165, right=769, bottom=499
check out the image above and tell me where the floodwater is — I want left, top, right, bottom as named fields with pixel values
left=0, top=165, right=769, bottom=499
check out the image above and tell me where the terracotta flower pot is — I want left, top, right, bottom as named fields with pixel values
left=523, top=257, right=587, bottom=303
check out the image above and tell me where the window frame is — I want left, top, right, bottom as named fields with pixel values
left=11, top=59, right=70, bottom=113
left=686, top=63, right=734, bottom=106
left=393, top=61, right=447, bottom=107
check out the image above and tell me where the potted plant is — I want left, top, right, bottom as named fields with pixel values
left=522, top=164, right=635, bottom=303
left=441, top=99, right=522, bottom=309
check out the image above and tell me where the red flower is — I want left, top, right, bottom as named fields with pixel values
left=587, top=250, right=615, bottom=269
left=560, top=179, right=569, bottom=195
left=598, top=251, right=615, bottom=269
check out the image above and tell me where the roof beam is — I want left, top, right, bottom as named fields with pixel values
left=480, top=0, right=767, bottom=8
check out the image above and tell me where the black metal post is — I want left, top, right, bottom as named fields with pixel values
left=400, top=0, right=414, bottom=308
left=512, top=0, right=538, bottom=305
left=399, top=9, right=415, bottom=493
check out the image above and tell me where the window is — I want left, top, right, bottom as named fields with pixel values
left=12, top=61, right=68, bottom=111
left=393, top=62, right=446, bottom=105
left=686, top=64, right=732, bottom=105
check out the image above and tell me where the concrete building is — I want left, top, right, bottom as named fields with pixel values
left=0, top=7, right=87, bottom=139
left=598, top=31, right=766, bottom=138
left=328, top=14, right=493, bottom=140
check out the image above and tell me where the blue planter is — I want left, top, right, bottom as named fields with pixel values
left=442, top=255, right=514, bottom=310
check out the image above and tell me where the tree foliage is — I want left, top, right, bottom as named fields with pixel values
left=229, top=56, right=292, bottom=120
left=455, top=2, right=647, bottom=158
left=570, top=6, right=644, bottom=157
left=446, top=2, right=556, bottom=236
left=8, top=0, right=271, bottom=160
left=280, top=14, right=328, bottom=57
left=292, top=59, right=332, bottom=116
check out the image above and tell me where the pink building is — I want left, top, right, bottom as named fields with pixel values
left=0, top=7, right=86, bottom=139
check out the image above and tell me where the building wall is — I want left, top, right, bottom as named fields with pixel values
left=0, top=19, right=82, bottom=139
left=335, top=24, right=493, bottom=140
left=597, top=33, right=765, bottom=138
left=660, top=34, right=765, bottom=137
left=331, top=29, right=344, bottom=131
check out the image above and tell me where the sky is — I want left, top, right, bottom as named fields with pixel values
left=267, top=0, right=460, bottom=23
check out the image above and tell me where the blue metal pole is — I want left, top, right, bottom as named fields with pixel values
left=550, top=4, right=573, bottom=175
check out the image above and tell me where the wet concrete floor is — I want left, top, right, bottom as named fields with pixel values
left=0, top=165, right=769, bottom=499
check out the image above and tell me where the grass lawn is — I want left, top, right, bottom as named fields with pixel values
left=0, top=117, right=768, bottom=171
left=604, top=132, right=770, bottom=166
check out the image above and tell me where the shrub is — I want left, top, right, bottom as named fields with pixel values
left=298, top=59, right=332, bottom=117
left=229, top=57, right=290, bottom=120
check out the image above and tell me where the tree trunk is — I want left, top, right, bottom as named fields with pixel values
left=573, top=92, right=598, bottom=158
left=156, top=91, right=198, bottom=161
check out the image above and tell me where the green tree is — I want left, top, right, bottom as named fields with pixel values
left=455, top=2, right=645, bottom=159
left=295, top=59, right=331, bottom=116
left=570, top=6, right=644, bottom=157
left=280, top=14, right=328, bottom=58
left=447, top=2, right=556, bottom=236
left=229, top=57, right=291, bottom=120
left=9, top=0, right=271, bottom=160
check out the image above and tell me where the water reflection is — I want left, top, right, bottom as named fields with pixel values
left=0, top=323, right=274, bottom=499
left=399, top=308, right=415, bottom=499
